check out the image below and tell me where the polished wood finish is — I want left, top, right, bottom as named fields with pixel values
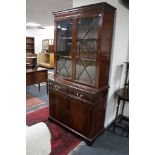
left=49, top=2, right=116, bottom=142
left=49, top=79, right=108, bottom=141
left=26, top=67, right=48, bottom=93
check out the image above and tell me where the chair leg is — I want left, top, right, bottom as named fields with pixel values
left=113, top=97, right=121, bottom=130
left=121, top=100, right=126, bottom=116
left=115, top=97, right=121, bottom=120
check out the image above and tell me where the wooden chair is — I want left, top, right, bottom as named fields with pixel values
left=113, top=62, right=129, bottom=137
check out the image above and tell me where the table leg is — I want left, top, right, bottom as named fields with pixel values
left=46, top=82, right=48, bottom=94
left=39, top=83, right=40, bottom=92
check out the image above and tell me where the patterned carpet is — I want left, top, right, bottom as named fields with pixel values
left=26, top=93, right=45, bottom=109
left=26, top=84, right=49, bottom=113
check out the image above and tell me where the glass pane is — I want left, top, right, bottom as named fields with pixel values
left=76, top=16, right=100, bottom=85
left=76, top=59, right=96, bottom=85
left=56, top=20, right=72, bottom=78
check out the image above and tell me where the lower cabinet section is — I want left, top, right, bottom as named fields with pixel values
left=49, top=80, right=108, bottom=142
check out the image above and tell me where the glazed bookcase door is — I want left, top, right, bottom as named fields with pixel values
left=75, top=16, right=100, bottom=85
left=56, top=19, right=73, bottom=79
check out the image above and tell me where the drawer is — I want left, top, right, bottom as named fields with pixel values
left=49, top=81, right=67, bottom=94
left=26, top=73, right=34, bottom=85
left=67, top=87, right=94, bottom=103
left=35, top=71, right=47, bottom=82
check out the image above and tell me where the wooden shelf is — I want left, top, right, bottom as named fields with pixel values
left=56, top=54, right=72, bottom=59
left=77, top=39, right=97, bottom=41
left=26, top=37, right=34, bottom=54
left=26, top=42, right=34, bottom=44
left=26, top=56, right=37, bottom=59
left=76, top=57, right=96, bottom=62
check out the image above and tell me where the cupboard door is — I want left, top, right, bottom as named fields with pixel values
left=56, top=19, right=73, bottom=78
left=67, top=98, right=92, bottom=136
left=49, top=91, right=67, bottom=124
left=75, top=16, right=100, bottom=85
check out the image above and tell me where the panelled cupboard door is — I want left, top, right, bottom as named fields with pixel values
left=67, top=97, right=92, bottom=137
left=49, top=91, right=67, bottom=124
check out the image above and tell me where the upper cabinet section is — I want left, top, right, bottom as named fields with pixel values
left=53, top=3, right=116, bottom=88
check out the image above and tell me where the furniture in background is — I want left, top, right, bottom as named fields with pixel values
left=48, top=2, right=116, bottom=144
left=38, top=53, right=54, bottom=68
left=26, top=67, right=48, bottom=93
left=26, top=53, right=37, bottom=69
left=42, top=39, right=54, bottom=53
left=26, top=37, right=36, bottom=69
left=26, top=37, right=34, bottom=54
left=114, top=62, right=129, bottom=136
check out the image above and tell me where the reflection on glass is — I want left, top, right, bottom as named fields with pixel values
left=56, top=20, right=72, bottom=78
left=76, top=16, right=100, bottom=85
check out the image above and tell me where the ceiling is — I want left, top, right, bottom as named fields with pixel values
left=26, top=0, right=73, bottom=27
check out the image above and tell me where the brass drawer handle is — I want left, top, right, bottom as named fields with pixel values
left=55, top=85, right=60, bottom=90
left=80, top=94, right=83, bottom=98
left=76, top=93, right=83, bottom=98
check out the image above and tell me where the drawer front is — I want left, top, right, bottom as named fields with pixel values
left=67, top=87, right=94, bottom=103
left=26, top=73, right=34, bottom=85
left=49, top=81, right=67, bottom=94
left=35, top=71, right=47, bottom=83
left=48, top=81, right=108, bottom=104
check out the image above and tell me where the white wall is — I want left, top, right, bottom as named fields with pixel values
left=73, top=0, right=118, bottom=8
left=73, top=0, right=129, bottom=127
left=26, top=26, right=54, bottom=54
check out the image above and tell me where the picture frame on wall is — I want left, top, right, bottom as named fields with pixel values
left=42, top=39, right=54, bottom=53
left=42, top=39, right=49, bottom=52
